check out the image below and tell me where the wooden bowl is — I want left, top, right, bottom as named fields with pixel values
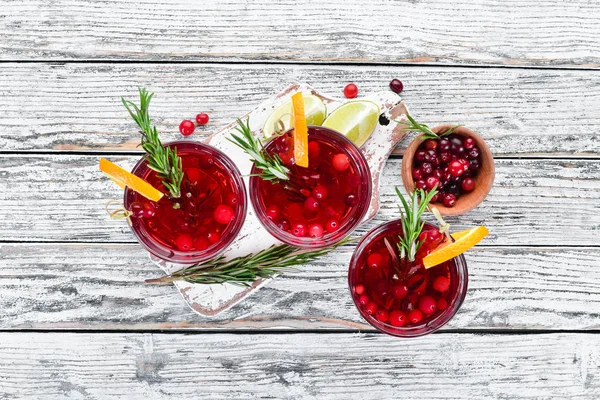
left=401, top=125, right=495, bottom=216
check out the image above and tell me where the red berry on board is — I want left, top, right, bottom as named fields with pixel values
left=389, top=310, right=407, bottom=327
left=392, top=285, right=408, bottom=300
left=332, top=153, right=350, bottom=171
left=304, top=197, right=320, bottom=212
left=418, top=296, right=437, bottom=315
left=308, top=223, right=324, bottom=238
left=179, top=120, right=195, bottom=136
left=326, top=219, right=339, bottom=233
left=214, top=204, right=235, bottom=224
left=367, top=253, right=384, bottom=269
left=437, top=298, right=449, bottom=311
left=365, top=301, right=378, bottom=315
left=175, top=234, right=193, bottom=251
left=195, top=113, right=210, bottom=125
left=389, top=79, right=404, bottom=94
left=443, top=193, right=457, bottom=207
left=312, top=184, right=328, bottom=200
left=343, top=83, right=359, bottom=99
left=461, top=177, right=475, bottom=192
left=375, top=309, right=389, bottom=323
left=433, top=276, right=451, bottom=292
left=358, top=294, right=370, bottom=306
left=292, top=223, right=307, bottom=237
left=355, top=284, right=365, bottom=295
left=408, top=309, right=423, bottom=324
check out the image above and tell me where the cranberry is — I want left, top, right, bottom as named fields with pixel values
left=431, top=192, right=441, bottom=203
left=408, top=309, right=423, bottom=324
left=199, top=155, right=214, bottom=170
left=308, top=141, right=320, bottom=159
left=175, top=234, right=193, bottom=251
left=443, top=193, right=457, bottom=207
left=375, top=309, right=389, bottom=323
left=193, top=238, right=210, bottom=251
left=129, top=202, right=145, bottom=218
left=345, top=193, right=358, bottom=206
left=332, top=154, right=350, bottom=171
left=179, top=120, right=195, bottom=136
left=427, top=229, right=444, bottom=245
left=142, top=202, right=156, bottom=218
left=308, top=223, right=324, bottom=238
left=292, top=223, right=307, bottom=237
left=343, top=83, right=359, bottom=99
left=469, top=158, right=481, bottom=172
left=448, top=160, right=464, bottom=177
left=208, top=231, right=221, bottom=244
left=407, top=274, right=428, bottom=296
left=347, top=174, right=360, bottom=188
left=412, top=167, right=424, bottom=180
left=186, top=168, right=201, bottom=183
left=355, top=284, right=365, bottom=295
left=326, top=219, right=339, bottom=233
left=430, top=155, right=440, bottom=168
left=467, top=147, right=480, bottom=159
left=421, top=162, right=433, bottom=175
left=438, top=138, right=451, bottom=152
left=461, top=177, right=475, bottom=192
left=304, top=197, right=320, bottom=212
left=440, top=171, right=452, bottom=186
left=389, top=79, right=404, bottom=94
left=392, top=285, right=408, bottom=300
left=224, top=192, right=239, bottom=207
left=388, top=310, right=407, bottom=327
left=433, top=276, right=451, bottom=292
left=437, top=298, right=448, bottom=311
left=312, top=185, right=328, bottom=200
left=195, top=113, right=209, bottom=125
left=432, top=169, right=443, bottom=180
left=424, top=139, right=438, bottom=151
left=266, top=205, right=280, bottom=221
left=425, top=176, right=440, bottom=190
left=214, top=204, right=235, bottom=224
left=458, top=158, right=469, bottom=171
left=439, top=151, right=452, bottom=163
left=415, top=180, right=427, bottom=190
left=402, top=294, right=419, bottom=312
left=367, top=253, right=384, bottom=269
left=424, top=149, right=436, bottom=162
left=358, top=294, right=370, bottom=306
left=277, top=218, right=291, bottom=231
left=464, top=137, right=475, bottom=150
left=365, top=301, right=378, bottom=315
left=418, top=296, right=437, bottom=315
left=415, top=150, right=427, bottom=162
left=447, top=182, right=460, bottom=196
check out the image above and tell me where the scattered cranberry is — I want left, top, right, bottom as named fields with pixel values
left=292, top=223, right=307, bottom=237
left=304, top=197, right=320, bottom=212
left=332, top=154, right=350, bottom=171
left=461, top=178, right=475, bottom=192
left=365, top=301, right=378, bottom=315
left=433, top=276, right=451, bottom=292
left=308, top=223, right=324, bottom=238
left=388, top=310, right=407, bottom=327
left=326, top=219, right=339, bottom=233
left=358, top=294, right=370, bottom=306
left=408, top=309, right=423, bottom=324
left=375, top=309, right=389, bottom=323
left=443, top=193, right=456, bottom=207
left=312, top=185, right=328, bottom=200
left=343, top=83, right=359, bottom=99
left=367, top=253, right=384, bottom=269
left=389, top=79, right=404, bottom=94
left=214, top=204, right=235, bottom=225
left=418, top=296, right=437, bottom=315
left=175, top=234, right=193, bottom=251
left=179, top=120, right=195, bottom=136
left=195, top=113, right=210, bottom=125
left=437, top=298, right=448, bottom=311
left=355, top=284, right=365, bottom=295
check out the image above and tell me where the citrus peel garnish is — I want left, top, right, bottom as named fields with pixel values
left=423, top=226, right=489, bottom=269
left=291, top=92, right=309, bottom=168
left=99, top=158, right=164, bottom=202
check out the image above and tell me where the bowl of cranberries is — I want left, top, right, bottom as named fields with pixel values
left=401, top=125, right=494, bottom=215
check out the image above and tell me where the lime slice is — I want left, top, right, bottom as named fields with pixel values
left=322, top=101, right=380, bottom=147
left=263, top=95, right=327, bottom=138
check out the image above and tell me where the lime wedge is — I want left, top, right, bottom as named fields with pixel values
left=263, top=94, right=327, bottom=138
left=322, top=101, right=380, bottom=147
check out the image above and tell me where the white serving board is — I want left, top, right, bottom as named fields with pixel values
left=149, top=82, right=409, bottom=316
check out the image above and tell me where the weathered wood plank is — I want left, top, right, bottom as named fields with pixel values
left=0, top=332, right=598, bottom=399
left=0, top=155, right=598, bottom=245
left=0, top=63, right=599, bottom=155
left=1, top=243, right=599, bottom=330
left=1, top=0, right=599, bottom=68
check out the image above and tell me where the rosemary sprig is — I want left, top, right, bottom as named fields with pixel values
left=395, top=187, right=438, bottom=262
left=397, top=113, right=462, bottom=140
left=228, top=118, right=290, bottom=182
left=122, top=88, right=184, bottom=198
left=145, top=236, right=354, bottom=286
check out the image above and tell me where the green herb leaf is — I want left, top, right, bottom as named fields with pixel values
left=395, top=187, right=438, bottom=262
left=396, top=113, right=462, bottom=140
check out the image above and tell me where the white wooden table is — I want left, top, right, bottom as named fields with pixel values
left=1, top=1, right=599, bottom=398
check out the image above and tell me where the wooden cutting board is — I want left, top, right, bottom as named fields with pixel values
left=148, top=82, right=409, bottom=316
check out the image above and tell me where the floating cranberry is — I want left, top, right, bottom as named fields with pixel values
left=345, top=193, right=358, bottom=206
left=437, top=298, right=448, bottom=311
left=195, top=113, right=209, bottom=125
left=179, top=120, right=195, bottom=136
left=365, top=301, right=378, bottom=315
left=308, top=141, right=320, bottom=159
left=389, top=79, right=404, bottom=94
left=175, top=234, right=193, bottom=251
left=214, top=204, right=235, bottom=224
left=461, top=177, right=475, bottom=192
left=266, top=205, right=280, bottom=221
left=129, top=202, right=145, bottom=218
left=424, top=139, right=438, bottom=151
left=448, top=160, right=464, bottom=177
left=224, top=192, right=239, bottom=207
left=355, top=284, right=365, bottom=295
left=308, top=223, right=324, bottom=238
left=358, top=294, right=370, bottom=306
left=415, top=150, right=427, bottom=162
left=388, top=310, right=407, bottom=327
left=464, top=137, right=475, bottom=150
left=277, top=218, right=291, bottom=231
left=332, top=153, right=350, bottom=171
left=415, top=179, right=427, bottom=189
left=207, top=231, right=221, bottom=244
left=426, top=176, right=440, bottom=190
left=402, top=293, right=419, bottom=312
left=367, top=253, right=384, bottom=269
left=326, top=219, right=339, bottom=233
left=292, top=223, right=307, bottom=237
left=186, top=168, right=201, bottom=183
left=408, top=309, right=423, bottom=324
left=433, top=276, right=451, bottom=292
left=199, top=155, right=214, bottom=170
left=443, top=193, right=457, bottom=207
left=392, top=285, right=408, bottom=300
left=375, top=309, right=389, bottom=323
left=304, top=197, right=320, bottom=212
left=142, top=202, right=156, bottom=218
left=418, top=296, right=437, bottom=315
left=312, top=185, right=328, bottom=200
left=421, top=162, right=433, bottom=175
left=427, top=229, right=444, bottom=245
left=193, top=238, right=210, bottom=251
left=412, top=167, right=424, bottom=180
left=343, top=83, right=359, bottom=99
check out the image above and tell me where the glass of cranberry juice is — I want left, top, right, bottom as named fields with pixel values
left=250, top=126, right=372, bottom=248
left=124, top=141, right=247, bottom=264
left=348, top=220, right=468, bottom=337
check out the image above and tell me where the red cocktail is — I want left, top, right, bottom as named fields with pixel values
left=348, top=219, right=468, bottom=337
left=250, top=126, right=371, bottom=248
left=124, top=141, right=247, bottom=264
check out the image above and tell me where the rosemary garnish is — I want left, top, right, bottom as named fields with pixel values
left=145, top=237, right=354, bottom=286
left=122, top=88, right=184, bottom=198
left=398, top=114, right=462, bottom=140
left=395, top=187, right=438, bottom=262
left=228, top=118, right=290, bottom=182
